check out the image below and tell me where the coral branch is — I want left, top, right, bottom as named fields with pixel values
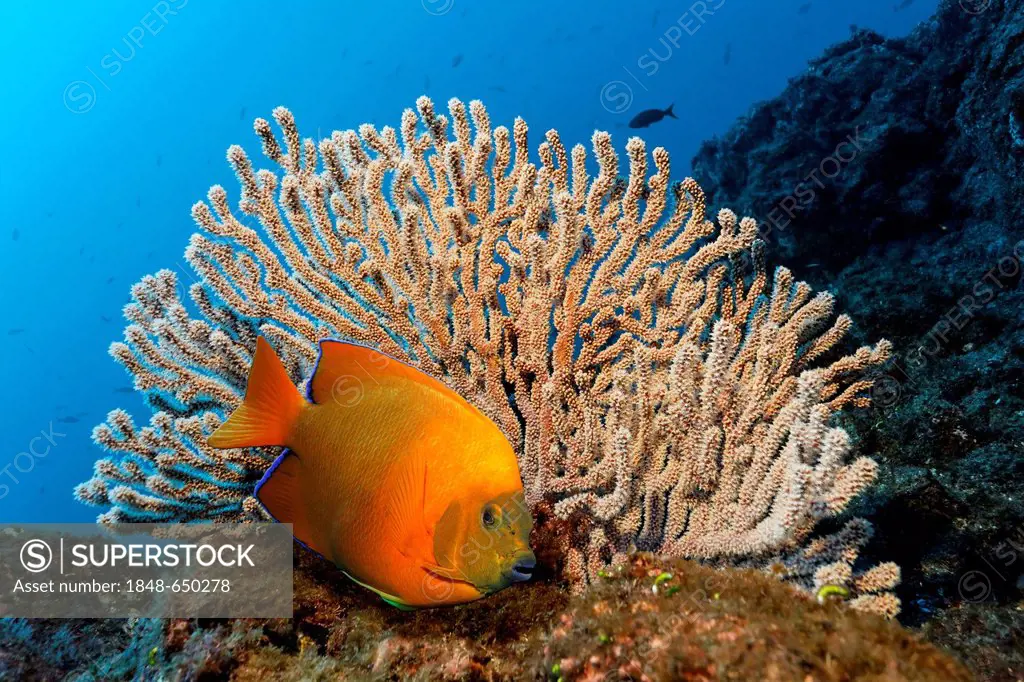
left=77, top=97, right=897, bottom=614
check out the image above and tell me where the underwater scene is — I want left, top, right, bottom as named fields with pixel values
left=1, top=0, right=1022, bottom=679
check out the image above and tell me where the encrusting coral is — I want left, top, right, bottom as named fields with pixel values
left=75, top=97, right=898, bottom=615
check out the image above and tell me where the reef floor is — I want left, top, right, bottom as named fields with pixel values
left=2, top=550, right=972, bottom=681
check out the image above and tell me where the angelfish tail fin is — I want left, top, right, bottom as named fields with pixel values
left=208, top=336, right=304, bottom=449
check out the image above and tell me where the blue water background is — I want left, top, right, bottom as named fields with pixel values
left=0, top=0, right=938, bottom=522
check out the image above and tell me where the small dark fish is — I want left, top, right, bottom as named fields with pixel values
left=106, top=276, right=115, bottom=284
left=452, top=54, right=463, bottom=68
left=11, top=228, right=19, bottom=241
left=489, top=85, right=507, bottom=93
left=79, top=247, right=85, bottom=255
left=893, top=0, right=913, bottom=9
left=651, top=9, right=660, bottom=27
left=723, top=43, right=732, bottom=66
left=239, top=106, right=246, bottom=120
left=797, top=2, right=811, bottom=13
left=424, top=76, right=431, bottom=91
left=8, top=328, right=25, bottom=336
left=628, top=104, right=677, bottom=129
left=100, top=315, right=111, bottom=323
left=58, top=416, right=80, bottom=424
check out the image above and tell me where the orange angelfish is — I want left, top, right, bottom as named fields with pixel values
left=207, top=337, right=536, bottom=609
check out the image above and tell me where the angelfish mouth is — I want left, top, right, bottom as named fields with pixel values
left=509, top=556, right=536, bottom=583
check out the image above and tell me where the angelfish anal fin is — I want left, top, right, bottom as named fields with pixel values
left=255, top=450, right=330, bottom=559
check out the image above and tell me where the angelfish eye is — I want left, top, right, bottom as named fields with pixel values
left=481, top=504, right=500, bottom=529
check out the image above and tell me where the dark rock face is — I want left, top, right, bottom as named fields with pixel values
left=692, top=0, right=1024, bottom=676
left=693, top=0, right=1023, bottom=274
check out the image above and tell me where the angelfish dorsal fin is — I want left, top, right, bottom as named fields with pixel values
left=307, top=340, right=469, bottom=407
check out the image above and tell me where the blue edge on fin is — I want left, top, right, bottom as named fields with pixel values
left=304, top=337, right=360, bottom=404
left=252, top=336, right=330, bottom=555
left=254, top=448, right=323, bottom=559
left=255, top=448, right=415, bottom=610
left=304, top=340, right=330, bottom=404
left=303, top=337, right=428, bottom=405
left=266, top=337, right=421, bottom=610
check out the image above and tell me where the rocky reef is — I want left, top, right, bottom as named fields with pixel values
left=0, top=552, right=969, bottom=681
left=8, top=0, right=1019, bottom=678
left=692, top=0, right=1024, bottom=677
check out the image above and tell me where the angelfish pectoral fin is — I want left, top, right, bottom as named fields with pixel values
left=432, top=499, right=464, bottom=570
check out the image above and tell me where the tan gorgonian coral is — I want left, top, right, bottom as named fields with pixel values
left=75, top=97, right=899, bottom=615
